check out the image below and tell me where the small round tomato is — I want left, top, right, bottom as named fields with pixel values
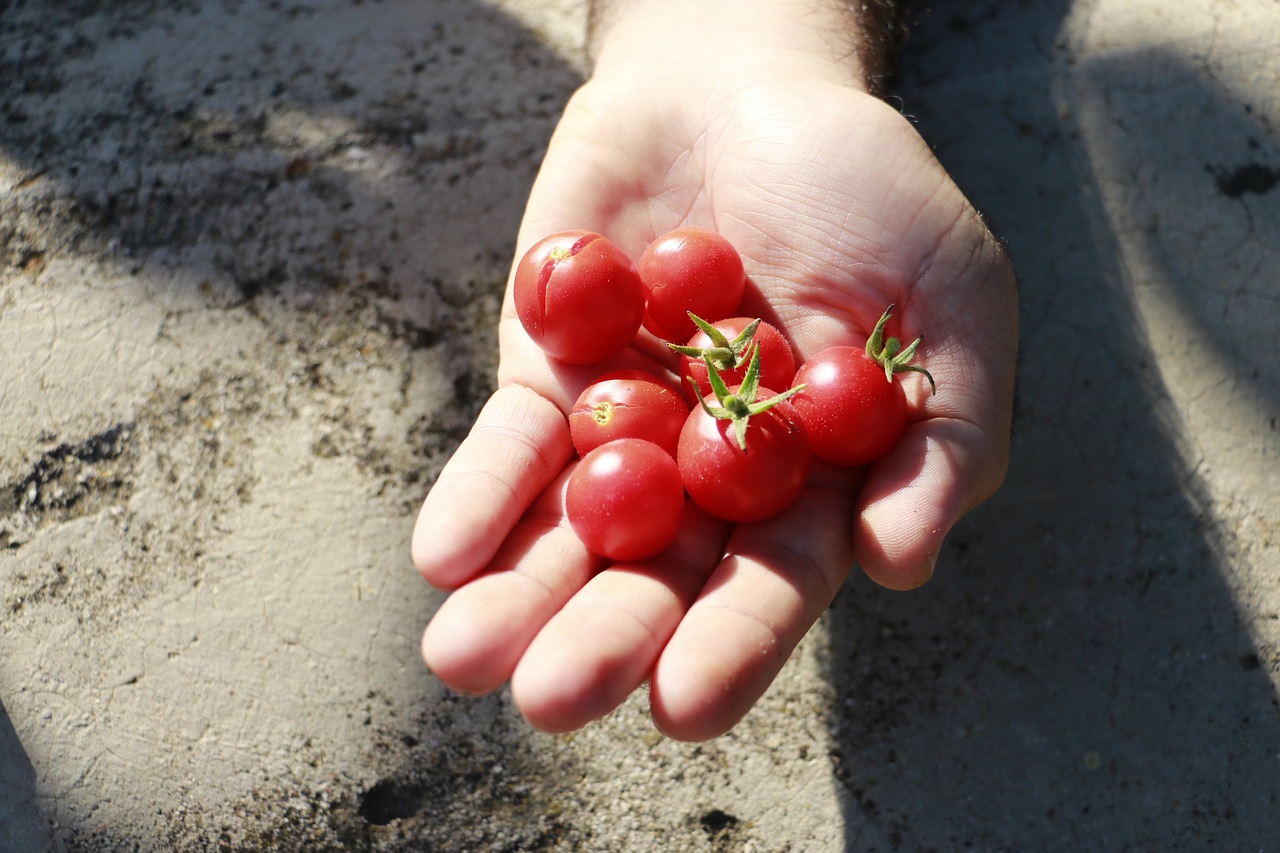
left=566, top=438, right=685, bottom=561
left=677, top=389, right=810, bottom=523
left=638, top=227, right=746, bottom=342
left=569, top=370, right=689, bottom=458
left=790, top=347, right=908, bottom=466
left=679, top=317, right=796, bottom=398
left=513, top=230, right=646, bottom=365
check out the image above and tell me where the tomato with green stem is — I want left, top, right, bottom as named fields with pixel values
left=677, top=348, right=810, bottom=523
left=790, top=305, right=936, bottom=466
left=672, top=315, right=796, bottom=399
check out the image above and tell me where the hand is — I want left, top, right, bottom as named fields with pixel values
left=411, top=0, right=1017, bottom=741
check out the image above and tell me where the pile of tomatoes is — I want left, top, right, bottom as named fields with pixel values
left=513, top=228, right=935, bottom=562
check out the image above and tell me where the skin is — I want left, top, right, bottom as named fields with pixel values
left=412, top=0, right=1018, bottom=741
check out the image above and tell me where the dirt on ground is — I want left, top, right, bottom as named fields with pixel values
left=2, top=1, right=1277, bottom=850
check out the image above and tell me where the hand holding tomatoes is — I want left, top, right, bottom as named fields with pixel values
left=412, top=15, right=1018, bottom=742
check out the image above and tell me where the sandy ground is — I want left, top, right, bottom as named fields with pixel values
left=1, top=0, right=1277, bottom=850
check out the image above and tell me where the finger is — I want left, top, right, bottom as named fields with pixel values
left=854, top=413, right=1009, bottom=590
left=511, top=502, right=730, bottom=733
left=649, top=485, right=856, bottom=741
left=412, top=383, right=573, bottom=590
left=421, top=469, right=603, bottom=695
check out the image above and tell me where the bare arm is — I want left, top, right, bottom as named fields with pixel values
left=588, top=0, right=912, bottom=89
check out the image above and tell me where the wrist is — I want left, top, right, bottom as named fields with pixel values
left=587, top=0, right=873, bottom=92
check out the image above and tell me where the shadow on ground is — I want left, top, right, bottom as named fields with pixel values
left=5, top=1, right=1277, bottom=850
left=2, top=1, right=590, bottom=849
left=0, top=699, right=50, bottom=852
left=825, top=2, right=1280, bottom=849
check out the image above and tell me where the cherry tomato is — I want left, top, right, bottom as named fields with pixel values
left=679, top=317, right=796, bottom=398
left=790, top=346, right=908, bottom=466
left=566, top=438, right=685, bottom=561
left=513, top=230, right=646, bottom=365
left=638, top=227, right=746, bottom=342
left=677, top=389, right=810, bottom=523
left=569, top=370, right=689, bottom=458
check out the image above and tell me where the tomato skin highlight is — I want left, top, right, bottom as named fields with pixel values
left=677, top=390, right=810, bottom=523
left=566, top=439, right=685, bottom=561
left=638, top=227, right=746, bottom=342
left=569, top=370, right=690, bottom=458
left=679, top=317, right=796, bottom=398
left=513, top=230, right=646, bottom=365
left=790, top=346, right=908, bottom=466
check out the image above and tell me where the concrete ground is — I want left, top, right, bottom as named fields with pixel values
left=1, top=0, right=1276, bottom=850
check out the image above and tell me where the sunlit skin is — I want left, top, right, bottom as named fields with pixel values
left=412, top=0, right=1018, bottom=741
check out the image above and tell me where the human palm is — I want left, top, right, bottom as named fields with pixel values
left=412, top=71, right=1017, bottom=741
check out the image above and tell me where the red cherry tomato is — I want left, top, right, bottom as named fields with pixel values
left=679, top=317, right=796, bottom=398
left=677, top=389, right=810, bottom=523
left=569, top=370, right=689, bottom=458
left=566, top=439, right=685, bottom=561
left=638, top=227, right=746, bottom=342
left=513, top=230, right=646, bottom=364
left=790, top=346, right=908, bottom=466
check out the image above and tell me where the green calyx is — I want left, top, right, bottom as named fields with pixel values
left=866, top=305, right=936, bottom=396
left=691, top=344, right=804, bottom=452
left=668, top=313, right=761, bottom=373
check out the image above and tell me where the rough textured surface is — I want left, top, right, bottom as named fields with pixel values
left=1, top=0, right=1276, bottom=850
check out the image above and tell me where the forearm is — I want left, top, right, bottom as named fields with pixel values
left=587, top=0, right=911, bottom=93
left=849, top=0, right=913, bottom=91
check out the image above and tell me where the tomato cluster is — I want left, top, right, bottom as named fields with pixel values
left=512, top=227, right=935, bottom=562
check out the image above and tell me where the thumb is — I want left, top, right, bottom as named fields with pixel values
left=854, top=414, right=1012, bottom=591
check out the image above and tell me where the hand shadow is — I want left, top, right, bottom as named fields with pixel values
left=824, top=3, right=1280, bottom=849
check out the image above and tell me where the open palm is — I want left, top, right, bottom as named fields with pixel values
left=412, top=67, right=1017, bottom=741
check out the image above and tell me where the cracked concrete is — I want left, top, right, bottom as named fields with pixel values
left=1, top=0, right=1277, bottom=850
